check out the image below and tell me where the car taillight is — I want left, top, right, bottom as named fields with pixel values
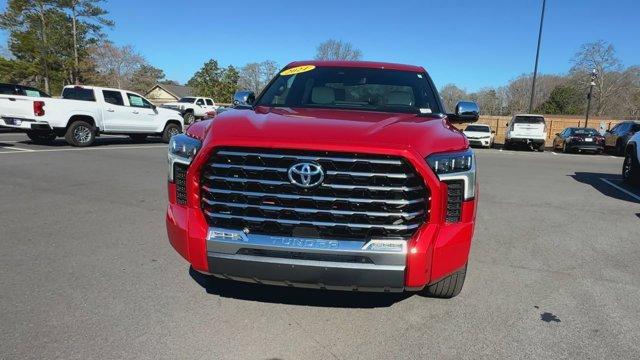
left=33, top=101, right=45, bottom=116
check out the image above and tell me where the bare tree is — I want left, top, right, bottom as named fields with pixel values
left=88, top=42, right=144, bottom=89
left=315, top=39, right=362, bottom=61
left=238, top=60, right=279, bottom=94
left=439, top=84, right=468, bottom=113
left=570, top=40, right=627, bottom=116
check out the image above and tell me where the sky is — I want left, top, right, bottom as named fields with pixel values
left=1, top=0, right=639, bottom=91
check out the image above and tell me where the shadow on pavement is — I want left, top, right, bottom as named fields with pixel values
left=14, top=136, right=166, bottom=147
left=570, top=172, right=640, bottom=204
left=189, top=267, right=411, bottom=308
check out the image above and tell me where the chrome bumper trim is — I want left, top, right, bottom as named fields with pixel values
left=206, top=227, right=408, bottom=292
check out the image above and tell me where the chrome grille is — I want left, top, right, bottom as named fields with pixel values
left=200, top=148, right=429, bottom=240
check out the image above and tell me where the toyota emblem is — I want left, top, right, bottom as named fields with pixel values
left=288, top=162, right=324, bottom=188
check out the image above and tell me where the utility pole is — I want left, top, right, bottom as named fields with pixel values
left=529, top=0, right=546, bottom=113
left=585, top=69, right=598, bottom=128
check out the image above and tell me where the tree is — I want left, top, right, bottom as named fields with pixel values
left=187, top=59, right=239, bottom=102
left=315, top=39, right=362, bottom=60
left=570, top=40, right=627, bottom=116
left=439, top=84, right=468, bottom=113
left=59, top=0, right=113, bottom=84
left=0, top=0, right=62, bottom=93
left=238, top=60, right=279, bottom=94
left=129, top=64, right=165, bottom=94
left=536, top=85, right=584, bottom=115
left=87, top=42, right=144, bottom=88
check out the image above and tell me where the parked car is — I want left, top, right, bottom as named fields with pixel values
left=463, top=124, right=494, bottom=148
left=166, top=61, right=480, bottom=298
left=161, top=97, right=217, bottom=124
left=0, top=85, right=184, bottom=146
left=552, top=127, right=604, bottom=153
left=604, top=121, right=640, bottom=156
left=504, top=114, right=547, bottom=151
left=623, top=132, right=640, bottom=186
left=0, top=83, right=50, bottom=97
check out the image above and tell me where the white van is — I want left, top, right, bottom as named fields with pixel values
left=504, top=114, right=547, bottom=152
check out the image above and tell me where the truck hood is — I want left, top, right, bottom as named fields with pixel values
left=204, top=106, right=467, bottom=157
left=162, top=102, right=183, bottom=107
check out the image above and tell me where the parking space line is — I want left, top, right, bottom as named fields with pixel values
left=600, top=178, right=640, bottom=201
left=0, top=144, right=166, bottom=155
left=0, top=146, right=34, bottom=152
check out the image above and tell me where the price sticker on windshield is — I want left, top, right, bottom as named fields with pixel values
left=280, top=65, right=316, bottom=76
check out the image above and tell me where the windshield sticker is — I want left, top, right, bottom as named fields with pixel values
left=280, top=65, right=316, bottom=76
left=419, top=108, right=432, bottom=114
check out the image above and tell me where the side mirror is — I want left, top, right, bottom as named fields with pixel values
left=555, top=133, right=560, bottom=136
left=491, top=130, right=496, bottom=134
left=233, top=90, right=256, bottom=107
left=448, top=101, right=479, bottom=123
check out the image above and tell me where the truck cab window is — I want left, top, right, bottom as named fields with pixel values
left=103, top=90, right=124, bottom=106
left=205, top=99, right=213, bottom=106
left=126, top=93, right=153, bottom=108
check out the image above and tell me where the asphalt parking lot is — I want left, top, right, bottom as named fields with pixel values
left=1, top=132, right=639, bottom=359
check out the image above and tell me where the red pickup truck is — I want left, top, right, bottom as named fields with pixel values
left=166, top=61, right=479, bottom=298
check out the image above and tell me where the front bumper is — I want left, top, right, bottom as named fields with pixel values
left=204, top=228, right=407, bottom=292
left=468, top=138, right=491, bottom=147
left=567, top=143, right=603, bottom=152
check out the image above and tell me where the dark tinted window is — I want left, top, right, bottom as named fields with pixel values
left=0, top=84, right=17, bottom=95
left=62, top=87, right=96, bottom=101
left=102, top=90, right=124, bottom=106
left=631, top=124, right=640, bottom=132
left=196, top=98, right=205, bottom=105
left=513, top=116, right=545, bottom=124
left=178, top=97, right=195, bottom=103
left=205, top=99, right=213, bottom=105
left=257, top=66, right=442, bottom=114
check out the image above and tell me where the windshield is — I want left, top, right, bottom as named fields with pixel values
left=465, top=125, right=490, bottom=132
left=570, top=128, right=598, bottom=136
left=256, top=66, right=441, bottom=114
left=178, top=97, right=196, bottom=103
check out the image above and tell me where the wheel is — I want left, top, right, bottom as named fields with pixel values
left=421, top=264, right=467, bottom=298
left=129, top=134, right=148, bottom=142
left=622, top=149, right=640, bottom=186
left=162, top=123, right=181, bottom=143
left=65, top=120, right=95, bottom=147
left=503, top=141, right=510, bottom=150
left=183, top=112, right=195, bottom=125
left=537, top=142, right=545, bottom=152
left=26, top=131, right=56, bottom=144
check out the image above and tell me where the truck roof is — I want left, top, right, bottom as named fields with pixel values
left=285, top=60, right=426, bottom=73
left=63, top=85, right=140, bottom=94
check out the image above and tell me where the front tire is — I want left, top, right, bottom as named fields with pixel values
left=421, top=264, right=467, bottom=298
left=537, top=142, right=545, bottom=152
left=622, top=149, right=640, bottom=186
left=162, top=122, right=181, bottom=143
left=65, top=121, right=95, bottom=147
left=26, top=131, right=56, bottom=144
left=183, top=112, right=195, bottom=125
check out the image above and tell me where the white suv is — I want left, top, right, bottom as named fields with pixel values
left=504, top=114, right=547, bottom=152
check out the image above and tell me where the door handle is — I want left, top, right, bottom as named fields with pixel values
left=132, top=111, right=139, bottom=114
left=106, top=108, right=115, bottom=112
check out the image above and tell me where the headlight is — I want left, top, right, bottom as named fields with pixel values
left=168, top=134, right=202, bottom=181
left=426, top=148, right=476, bottom=200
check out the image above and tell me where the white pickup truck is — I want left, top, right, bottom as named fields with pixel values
left=160, top=97, right=217, bottom=124
left=0, top=85, right=184, bottom=146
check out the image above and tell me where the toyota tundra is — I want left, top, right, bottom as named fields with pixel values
left=166, top=61, right=479, bottom=297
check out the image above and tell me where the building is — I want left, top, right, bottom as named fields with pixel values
left=145, top=84, right=194, bottom=105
